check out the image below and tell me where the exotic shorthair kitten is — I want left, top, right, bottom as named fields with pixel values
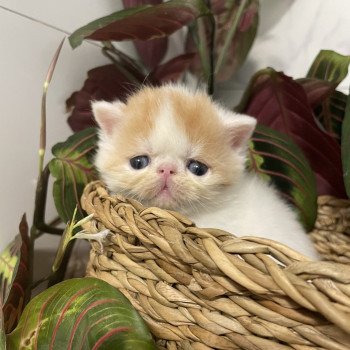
left=92, top=84, right=318, bottom=259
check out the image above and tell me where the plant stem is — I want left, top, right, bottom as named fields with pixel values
left=102, top=48, right=142, bottom=85
left=105, top=41, right=145, bottom=73
left=207, top=13, right=216, bottom=95
left=27, top=166, right=64, bottom=300
left=38, top=38, right=65, bottom=175
left=102, top=41, right=145, bottom=84
left=27, top=40, right=65, bottom=301
left=215, top=0, right=248, bottom=76
left=38, top=88, right=47, bottom=175
left=47, top=239, right=75, bottom=287
left=27, top=225, right=38, bottom=303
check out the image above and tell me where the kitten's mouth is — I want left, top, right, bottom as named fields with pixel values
left=158, top=184, right=171, bottom=197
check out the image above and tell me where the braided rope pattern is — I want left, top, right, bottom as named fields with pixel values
left=310, top=196, right=350, bottom=264
left=82, top=181, right=350, bottom=350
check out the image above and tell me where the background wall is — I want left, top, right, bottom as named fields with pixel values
left=1, top=0, right=350, bottom=253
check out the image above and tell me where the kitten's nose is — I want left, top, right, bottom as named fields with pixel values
left=157, top=164, right=177, bottom=177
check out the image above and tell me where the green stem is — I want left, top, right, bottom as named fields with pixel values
left=215, top=0, right=248, bottom=75
left=47, top=239, right=75, bottom=287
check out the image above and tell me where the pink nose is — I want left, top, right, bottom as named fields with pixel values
left=158, top=164, right=177, bottom=177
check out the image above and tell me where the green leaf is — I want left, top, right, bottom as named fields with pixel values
left=49, top=128, right=98, bottom=223
left=342, top=93, right=350, bottom=198
left=314, top=90, right=346, bottom=142
left=69, top=0, right=210, bottom=49
left=305, top=50, right=350, bottom=144
left=51, top=208, right=78, bottom=273
left=51, top=211, right=95, bottom=273
left=7, top=277, right=156, bottom=350
left=248, top=124, right=318, bottom=231
left=306, top=50, right=350, bottom=85
left=299, top=79, right=345, bottom=142
left=0, top=215, right=30, bottom=334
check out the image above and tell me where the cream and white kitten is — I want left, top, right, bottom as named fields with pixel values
left=92, top=84, right=318, bottom=259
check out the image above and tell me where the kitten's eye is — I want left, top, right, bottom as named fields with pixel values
left=187, top=159, right=208, bottom=176
left=130, top=155, right=150, bottom=170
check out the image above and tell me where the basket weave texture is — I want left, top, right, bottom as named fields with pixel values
left=82, top=181, right=350, bottom=350
left=310, top=196, right=350, bottom=264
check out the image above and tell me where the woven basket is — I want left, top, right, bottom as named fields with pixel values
left=310, top=196, right=350, bottom=264
left=82, top=181, right=350, bottom=349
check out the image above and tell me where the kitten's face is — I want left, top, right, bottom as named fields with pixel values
left=93, top=85, right=256, bottom=214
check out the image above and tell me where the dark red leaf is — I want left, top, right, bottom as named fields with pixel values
left=148, top=52, right=196, bottom=83
left=215, top=0, right=258, bottom=81
left=69, top=0, right=210, bottom=48
left=122, top=0, right=161, bottom=6
left=66, top=64, right=143, bottom=132
left=298, top=78, right=335, bottom=108
left=122, top=0, right=168, bottom=69
left=134, top=38, right=168, bottom=70
left=210, top=0, right=226, bottom=15
left=237, top=68, right=346, bottom=198
left=314, top=90, right=346, bottom=142
left=239, top=2, right=257, bottom=31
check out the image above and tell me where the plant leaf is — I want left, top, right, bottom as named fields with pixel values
left=51, top=208, right=78, bottom=273
left=237, top=68, right=346, bottom=198
left=6, top=277, right=156, bottom=350
left=186, top=16, right=212, bottom=83
left=49, top=128, right=98, bottom=223
left=298, top=78, right=345, bottom=141
left=248, top=124, right=317, bottom=230
left=314, top=90, right=347, bottom=142
left=122, top=0, right=168, bottom=69
left=148, top=52, right=196, bottom=83
left=304, top=50, right=350, bottom=144
left=69, top=0, right=210, bottom=49
left=187, top=0, right=258, bottom=82
left=134, top=38, right=168, bottom=69
left=66, top=64, right=138, bottom=132
left=297, top=78, right=335, bottom=108
left=0, top=215, right=30, bottom=333
left=306, top=50, right=350, bottom=85
left=215, top=0, right=259, bottom=81
left=342, top=92, right=350, bottom=198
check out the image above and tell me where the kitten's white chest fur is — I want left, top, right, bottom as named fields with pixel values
left=190, top=173, right=318, bottom=259
left=92, top=84, right=319, bottom=260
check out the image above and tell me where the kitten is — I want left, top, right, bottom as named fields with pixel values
left=92, top=84, right=318, bottom=259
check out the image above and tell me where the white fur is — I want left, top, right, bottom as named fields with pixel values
left=191, top=173, right=318, bottom=259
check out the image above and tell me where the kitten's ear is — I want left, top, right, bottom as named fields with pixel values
left=91, top=100, right=125, bottom=136
left=223, top=113, right=257, bottom=153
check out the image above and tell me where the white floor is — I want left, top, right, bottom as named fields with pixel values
left=1, top=0, right=350, bottom=255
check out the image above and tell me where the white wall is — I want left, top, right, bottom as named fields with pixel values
left=1, top=0, right=350, bottom=252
